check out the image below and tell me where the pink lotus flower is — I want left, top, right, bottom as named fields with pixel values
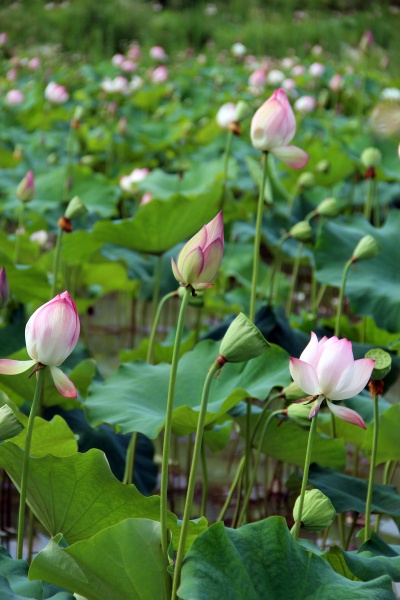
left=292, top=65, right=306, bottom=77
left=151, top=65, right=168, bottom=83
left=171, top=212, right=224, bottom=290
left=111, top=53, right=125, bottom=67
left=28, top=57, right=41, bottom=71
left=6, top=69, right=17, bottom=81
left=44, top=82, right=69, bottom=104
left=6, top=89, right=24, bottom=105
left=329, top=74, right=344, bottom=92
left=0, top=292, right=80, bottom=397
left=249, top=68, right=266, bottom=87
left=121, top=59, right=137, bottom=73
left=250, top=88, right=309, bottom=168
left=150, top=46, right=168, bottom=61
left=289, top=332, right=375, bottom=428
left=127, top=44, right=140, bottom=60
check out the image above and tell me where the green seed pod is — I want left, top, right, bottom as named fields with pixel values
left=235, top=100, right=252, bottom=123
left=0, top=405, right=24, bottom=441
left=365, top=348, right=392, bottom=380
left=293, top=489, right=336, bottom=532
left=289, top=220, right=313, bottom=243
left=352, top=235, right=380, bottom=262
left=65, top=196, right=88, bottom=220
left=287, top=401, right=311, bottom=429
left=219, top=312, right=270, bottom=363
left=361, top=147, right=382, bottom=168
left=316, top=197, right=340, bottom=218
left=297, top=172, right=316, bottom=190
left=282, top=381, right=306, bottom=401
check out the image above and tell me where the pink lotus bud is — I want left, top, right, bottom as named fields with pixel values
left=44, top=82, right=69, bottom=104
left=121, top=59, right=137, bottom=73
left=171, top=211, right=224, bottom=290
left=6, top=69, right=17, bottom=81
left=329, top=74, right=344, bottom=92
left=282, top=78, right=296, bottom=91
left=150, top=46, right=168, bottom=61
left=248, top=68, right=266, bottom=87
left=6, top=89, right=24, bottom=105
left=0, top=267, right=10, bottom=309
left=128, top=44, right=140, bottom=60
left=216, top=102, right=236, bottom=128
left=16, top=170, right=34, bottom=203
left=0, top=32, right=8, bottom=47
left=309, top=62, right=325, bottom=77
left=359, top=30, right=374, bottom=52
left=111, top=53, right=125, bottom=67
left=294, top=95, right=316, bottom=114
left=292, top=65, right=306, bottom=77
left=0, top=291, right=80, bottom=397
left=250, top=88, right=309, bottom=169
left=151, top=66, right=168, bottom=83
left=140, top=192, right=153, bottom=206
left=28, top=57, right=41, bottom=70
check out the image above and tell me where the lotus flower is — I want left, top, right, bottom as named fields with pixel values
left=0, top=291, right=80, bottom=397
left=44, top=82, right=69, bottom=104
left=250, top=88, right=309, bottom=168
left=289, top=332, right=375, bottom=428
left=171, top=212, right=224, bottom=290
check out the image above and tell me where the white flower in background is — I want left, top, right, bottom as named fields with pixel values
left=231, top=42, right=246, bottom=58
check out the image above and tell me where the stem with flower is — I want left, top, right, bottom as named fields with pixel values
left=292, top=414, right=318, bottom=540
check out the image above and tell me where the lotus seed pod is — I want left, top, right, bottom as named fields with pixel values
left=316, top=197, right=340, bottom=218
left=282, top=381, right=306, bottom=401
left=297, top=172, right=315, bottom=189
left=365, top=348, right=392, bottom=380
left=352, top=235, right=380, bottom=262
left=361, top=147, right=382, bottom=168
left=287, top=401, right=311, bottom=429
left=65, top=196, right=88, bottom=220
left=219, top=312, right=270, bottom=363
left=289, top=220, right=313, bottom=243
left=0, top=405, right=24, bottom=441
left=293, top=489, right=336, bottom=532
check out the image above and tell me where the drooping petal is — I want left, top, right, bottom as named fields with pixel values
left=50, top=366, right=77, bottom=398
left=176, top=227, right=207, bottom=273
left=171, top=257, right=183, bottom=284
left=204, top=211, right=224, bottom=249
left=326, top=400, right=366, bottom=429
left=299, top=332, right=320, bottom=369
left=316, top=338, right=355, bottom=398
left=180, top=247, right=204, bottom=283
left=191, top=282, right=214, bottom=290
left=329, top=358, right=375, bottom=401
left=271, top=145, right=309, bottom=169
left=198, top=238, right=224, bottom=283
left=289, top=358, right=320, bottom=396
left=0, top=359, right=36, bottom=375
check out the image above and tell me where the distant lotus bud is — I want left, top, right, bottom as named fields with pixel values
left=267, top=69, right=285, bottom=85
left=231, top=42, right=246, bottom=58
left=293, top=489, right=336, bottom=532
left=314, top=159, right=330, bottom=174
left=282, top=78, right=296, bottom=91
left=16, top=170, right=35, bottom=203
left=311, top=44, right=323, bottom=56
left=45, top=81, right=69, bottom=104
left=151, top=65, right=168, bottom=83
left=248, top=68, right=266, bottom=87
left=287, top=401, right=312, bottom=429
left=0, top=267, right=10, bottom=309
left=289, top=220, right=313, bottom=243
left=0, top=405, right=24, bottom=441
left=13, top=144, right=23, bottom=161
left=329, top=73, right=344, bottom=92
left=112, top=53, right=125, bottom=67
left=282, top=381, right=306, bottom=401
left=171, top=212, right=224, bottom=291
left=28, top=57, right=41, bottom=70
left=0, top=32, right=8, bottom=47
left=361, top=147, right=382, bottom=169
left=234, top=100, right=251, bottom=123
left=297, top=172, right=315, bottom=189
left=352, top=235, right=380, bottom=262
left=316, top=197, right=340, bottom=218
left=309, top=62, right=325, bottom=77
left=218, top=313, right=270, bottom=364
left=121, top=59, right=136, bottom=73
left=359, top=30, right=375, bottom=52
left=292, top=65, right=306, bottom=77
left=140, top=192, right=153, bottom=206
left=65, top=196, right=88, bottom=220
left=30, top=230, right=49, bottom=248
left=150, top=46, right=168, bottom=61
left=294, top=95, right=316, bottom=114
left=365, top=348, right=392, bottom=380
left=71, top=106, right=84, bottom=129
left=216, top=102, right=236, bottom=129
left=6, top=89, right=24, bottom=105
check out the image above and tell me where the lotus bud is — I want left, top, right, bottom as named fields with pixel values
left=293, top=489, right=336, bottom=532
left=287, top=401, right=312, bottom=429
left=0, top=405, right=24, bottom=441
left=65, top=196, right=88, bottom=220
left=316, top=197, right=340, bottom=218
left=171, top=212, right=224, bottom=292
left=361, top=147, right=382, bottom=169
left=282, top=381, right=306, bottom=401
left=314, top=159, right=330, bottom=174
left=71, top=106, right=84, bottom=129
left=0, top=267, right=10, bottom=309
left=365, top=348, right=392, bottom=380
left=352, top=235, right=380, bottom=262
left=16, top=170, right=34, bottom=203
left=289, top=221, right=313, bottom=243
left=218, top=313, right=270, bottom=364
left=216, top=103, right=236, bottom=129
left=234, top=100, right=251, bottom=122
left=177, top=286, right=204, bottom=307
left=297, top=172, right=315, bottom=190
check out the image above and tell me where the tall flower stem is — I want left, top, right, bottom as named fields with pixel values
left=286, top=242, right=303, bottom=318
left=14, top=205, right=25, bottom=265
left=217, top=456, right=245, bottom=523
left=334, top=259, right=352, bottom=337
left=146, top=291, right=177, bottom=364
left=249, top=152, right=269, bottom=322
left=160, top=286, right=191, bottom=561
left=122, top=431, right=138, bottom=485
left=17, top=367, right=46, bottom=559
left=151, top=255, right=163, bottom=322
left=51, top=228, right=64, bottom=298
left=292, top=414, right=318, bottom=540
left=200, top=440, right=208, bottom=517
left=375, top=460, right=396, bottom=533
left=221, top=129, right=233, bottom=210
left=172, top=361, right=220, bottom=599
left=365, top=393, right=379, bottom=541
left=364, top=178, right=375, bottom=222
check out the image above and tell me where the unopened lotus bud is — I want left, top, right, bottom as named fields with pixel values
left=352, top=235, right=380, bottom=262
left=297, top=172, right=315, bottom=190
left=314, top=159, right=330, bottom=174
left=16, top=170, right=34, bottom=203
left=219, top=312, right=270, bottom=363
left=316, top=197, right=340, bottom=218
left=0, top=405, right=24, bottom=441
left=234, top=100, right=251, bottom=123
left=361, top=147, right=382, bottom=169
left=71, top=106, right=84, bottom=129
left=293, top=489, right=336, bottom=532
left=289, top=221, right=313, bottom=243
left=65, top=196, right=87, bottom=220
left=282, top=381, right=306, bottom=401
left=287, top=401, right=311, bottom=429
left=365, top=348, right=392, bottom=380
left=0, top=267, right=10, bottom=309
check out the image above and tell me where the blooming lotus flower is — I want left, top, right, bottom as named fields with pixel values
left=289, top=332, right=375, bottom=428
left=171, top=212, right=224, bottom=290
left=250, top=88, right=309, bottom=168
left=121, top=59, right=137, bottom=73
left=0, top=292, right=80, bottom=398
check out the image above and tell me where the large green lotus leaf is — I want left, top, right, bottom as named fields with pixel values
left=91, top=192, right=221, bottom=255
left=236, top=412, right=346, bottom=471
left=85, top=340, right=291, bottom=438
left=0, top=546, right=74, bottom=600
left=308, top=464, right=400, bottom=517
left=119, top=331, right=196, bottom=364
left=30, top=519, right=165, bottom=600
left=314, top=212, right=400, bottom=332
left=0, top=264, right=50, bottom=304
left=34, top=165, right=120, bottom=218
left=61, top=230, right=103, bottom=266
left=362, top=404, right=400, bottom=465
left=0, top=445, right=206, bottom=549
left=75, top=260, right=138, bottom=295
left=11, top=414, right=77, bottom=457
left=179, top=516, right=393, bottom=600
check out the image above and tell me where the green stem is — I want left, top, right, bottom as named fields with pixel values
left=334, top=260, right=352, bottom=337
left=292, top=414, right=318, bottom=540
left=17, top=367, right=45, bottom=560
left=344, top=511, right=359, bottom=550
left=146, top=291, right=177, bottom=364
left=217, top=456, right=245, bottom=522
left=172, top=361, right=220, bottom=599
left=14, top=205, right=25, bottom=265
left=200, top=440, right=208, bottom=517
left=310, top=265, right=317, bottom=317
left=51, top=228, right=64, bottom=298
left=249, top=152, right=269, bottom=322
left=221, top=129, right=233, bottom=210
left=122, top=431, right=138, bottom=485
left=261, top=233, right=287, bottom=303
left=365, top=394, right=379, bottom=541
left=364, top=177, right=374, bottom=222
left=243, top=398, right=252, bottom=523
left=285, top=242, right=303, bottom=318
left=314, top=283, right=327, bottom=313
left=237, top=410, right=282, bottom=527
left=151, top=255, right=163, bottom=323
left=160, top=286, right=191, bottom=561
left=375, top=461, right=395, bottom=533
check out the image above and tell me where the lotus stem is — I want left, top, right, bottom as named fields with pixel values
left=365, top=394, right=379, bottom=541
left=334, top=259, right=352, bottom=337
